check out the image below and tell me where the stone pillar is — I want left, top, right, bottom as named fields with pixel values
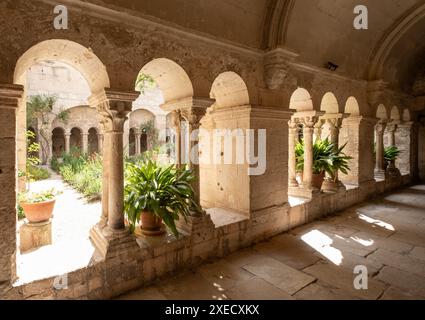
left=89, top=89, right=139, bottom=258
left=288, top=118, right=299, bottom=187
left=301, top=117, right=315, bottom=191
left=99, top=123, right=109, bottom=227
left=65, top=132, right=71, bottom=154
left=313, top=120, right=323, bottom=142
left=82, top=132, right=89, bottom=154
left=322, top=116, right=345, bottom=192
left=170, top=111, right=182, bottom=167
left=395, top=121, right=413, bottom=174
left=181, top=99, right=212, bottom=214
left=0, top=84, right=24, bottom=290
left=375, top=120, right=387, bottom=179
left=134, top=128, right=141, bottom=155
left=97, top=133, right=103, bottom=155
left=385, top=122, right=401, bottom=177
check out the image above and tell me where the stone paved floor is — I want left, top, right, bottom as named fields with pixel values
left=15, top=169, right=101, bottom=285
left=118, top=184, right=425, bottom=300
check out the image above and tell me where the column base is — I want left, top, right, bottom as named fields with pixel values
left=288, top=186, right=320, bottom=199
left=374, top=169, right=387, bottom=180
left=89, top=224, right=138, bottom=259
left=176, top=212, right=215, bottom=235
left=19, top=219, right=52, bottom=253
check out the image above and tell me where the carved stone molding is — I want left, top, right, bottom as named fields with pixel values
left=0, top=84, right=24, bottom=108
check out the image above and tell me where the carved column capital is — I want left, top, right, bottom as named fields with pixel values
left=90, top=89, right=139, bottom=133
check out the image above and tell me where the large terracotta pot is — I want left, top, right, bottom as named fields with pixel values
left=21, top=199, right=55, bottom=223
left=312, top=172, right=325, bottom=190
left=140, top=211, right=165, bottom=236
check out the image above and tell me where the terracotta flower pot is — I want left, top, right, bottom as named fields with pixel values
left=21, top=199, right=55, bottom=223
left=140, top=211, right=165, bottom=236
left=312, top=172, right=325, bottom=190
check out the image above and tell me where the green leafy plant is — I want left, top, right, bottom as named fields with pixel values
left=384, top=146, right=401, bottom=163
left=124, top=161, right=198, bottom=237
left=135, top=73, right=156, bottom=94
left=19, top=188, right=60, bottom=204
left=295, top=138, right=352, bottom=181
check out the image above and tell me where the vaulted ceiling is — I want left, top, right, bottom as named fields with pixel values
left=88, top=0, right=425, bottom=94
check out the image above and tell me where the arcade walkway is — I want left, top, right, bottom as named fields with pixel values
left=118, top=185, right=425, bottom=300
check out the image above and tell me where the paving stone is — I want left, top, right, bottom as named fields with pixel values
left=225, top=277, right=294, bottom=300
left=408, top=246, right=425, bottom=262
left=253, top=236, right=320, bottom=270
left=375, top=266, right=425, bottom=298
left=380, top=286, right=424, bottom=300
left=294, top=281, right=359, bottom=300
left=367, top=249, right=425, bottom=277
left=242, top=256, right=315, bottom=295
left=155, top=271, right=228, bottom=300
left=117, top=286, right=167, bottom=300
left=197, top=260, right=255, bottom=291
left=303, top=261, right=386, bottom=300
left=350, top=231, right=413, bottom=255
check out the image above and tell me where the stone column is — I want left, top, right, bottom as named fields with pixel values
left=65, top=132, right=71, bottom=154
left=89, top=89, right=139, bottom=257
left=385, top=122, right=401, bottom=177
left=375, top=120, right=387, bottom=179
left=322, top=117, right=344, bottom=191
left=99, top=123, right=109, bottom=227
left=301, top=117, right=315, bottom=191
left=0, top=84, right=24, bottom=289
left=134, top=128, right=141, bottom=155
left=182, top=99, right=211, bottom=214
left=288, top=118, right=299, bottom=187
left=97, top=133, right=103, bottom=155
left=82, top=132, right=89, bottom=154
left=395, top=121, right=413, bottom=175
left=170, top=111, right=182, bottom=167
left=313, top=120, right=323, bottom=142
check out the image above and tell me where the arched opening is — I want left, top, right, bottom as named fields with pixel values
left=70, top=127, right=82, bottom=150
left=209, top=71, right=250, bottom=108
left=88, top=128, right=99, bottom=155
left=129, top=128, right=136, bottom=156
left=52, top=127, right=65, bottom=158
left=289, top=88, right=314, bottom=111
left=344, top=97, right=360, bottom=116
left=12, top=39, right=110, bottom=284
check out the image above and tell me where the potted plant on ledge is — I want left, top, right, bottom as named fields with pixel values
left=124, top=160, right=197, bottom=237
left=295, top=138, right=352, bottom=190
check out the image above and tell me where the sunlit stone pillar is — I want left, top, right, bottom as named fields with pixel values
left=0, top=84, right=24, bottom=287
left=89, top=89, right=138, bottom=240
left=170, top=110, right=182, bottom=167
left=313, top=120, right=323, bottom=141
left=302, top=118, right=315, bottom=191
left=64, top=131, right=71, bottom=154
left=396, top=121, right=413, bottom=174
left=288, top=118, right=299, bottom=187
left=375, top=120, right=387, bottom=179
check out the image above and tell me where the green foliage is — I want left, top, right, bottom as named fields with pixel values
left=27, top=164, right=50, bottom=181
left=19, top=188, right=59, bottom=204
left=295, top=138, right=352, bottom=181
left=57, top=151, right=102, bottom=201
left=17, top=204, right=25, bottom=220
left=135, top=73, right=156, bottom=94
left=26, top=95, right=57, bottom=126
left=124, top=161, right=198, bottom=237
left=384, top=146, right=401, bottom=163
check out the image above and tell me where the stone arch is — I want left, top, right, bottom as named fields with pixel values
left=402, top=108, right=412, bottom=122
left=376, top=104, right=389, bottom=119
left=138, top=58, right=194, bottom=104
left=289, top=88, right=313, bottom=111
left=344, top=97, right=361, bottom=116
left=70, top=127, right=82, bottom=150
left=14, top=39, right=110, bottom=92
left=88, top=127, right=99, bottom=155
left=52, top=127, right=65, bottom=158
left=129, top=109, right=156, bottom=129
left=209, top=71, right=250, bottom=108
left=320, top=92, right=339, bottom=114
left=390, top=106, right=401, bottom=121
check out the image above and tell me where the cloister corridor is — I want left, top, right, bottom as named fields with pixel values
left=118, top=185, right=425, bottom=300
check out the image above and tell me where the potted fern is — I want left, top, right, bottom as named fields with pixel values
left=295, top=138, right=352, bottom=189
left=124, top=160, right=198, bottom=237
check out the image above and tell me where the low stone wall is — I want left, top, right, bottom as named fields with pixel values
left=2, top=175, right=413, bottom=300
